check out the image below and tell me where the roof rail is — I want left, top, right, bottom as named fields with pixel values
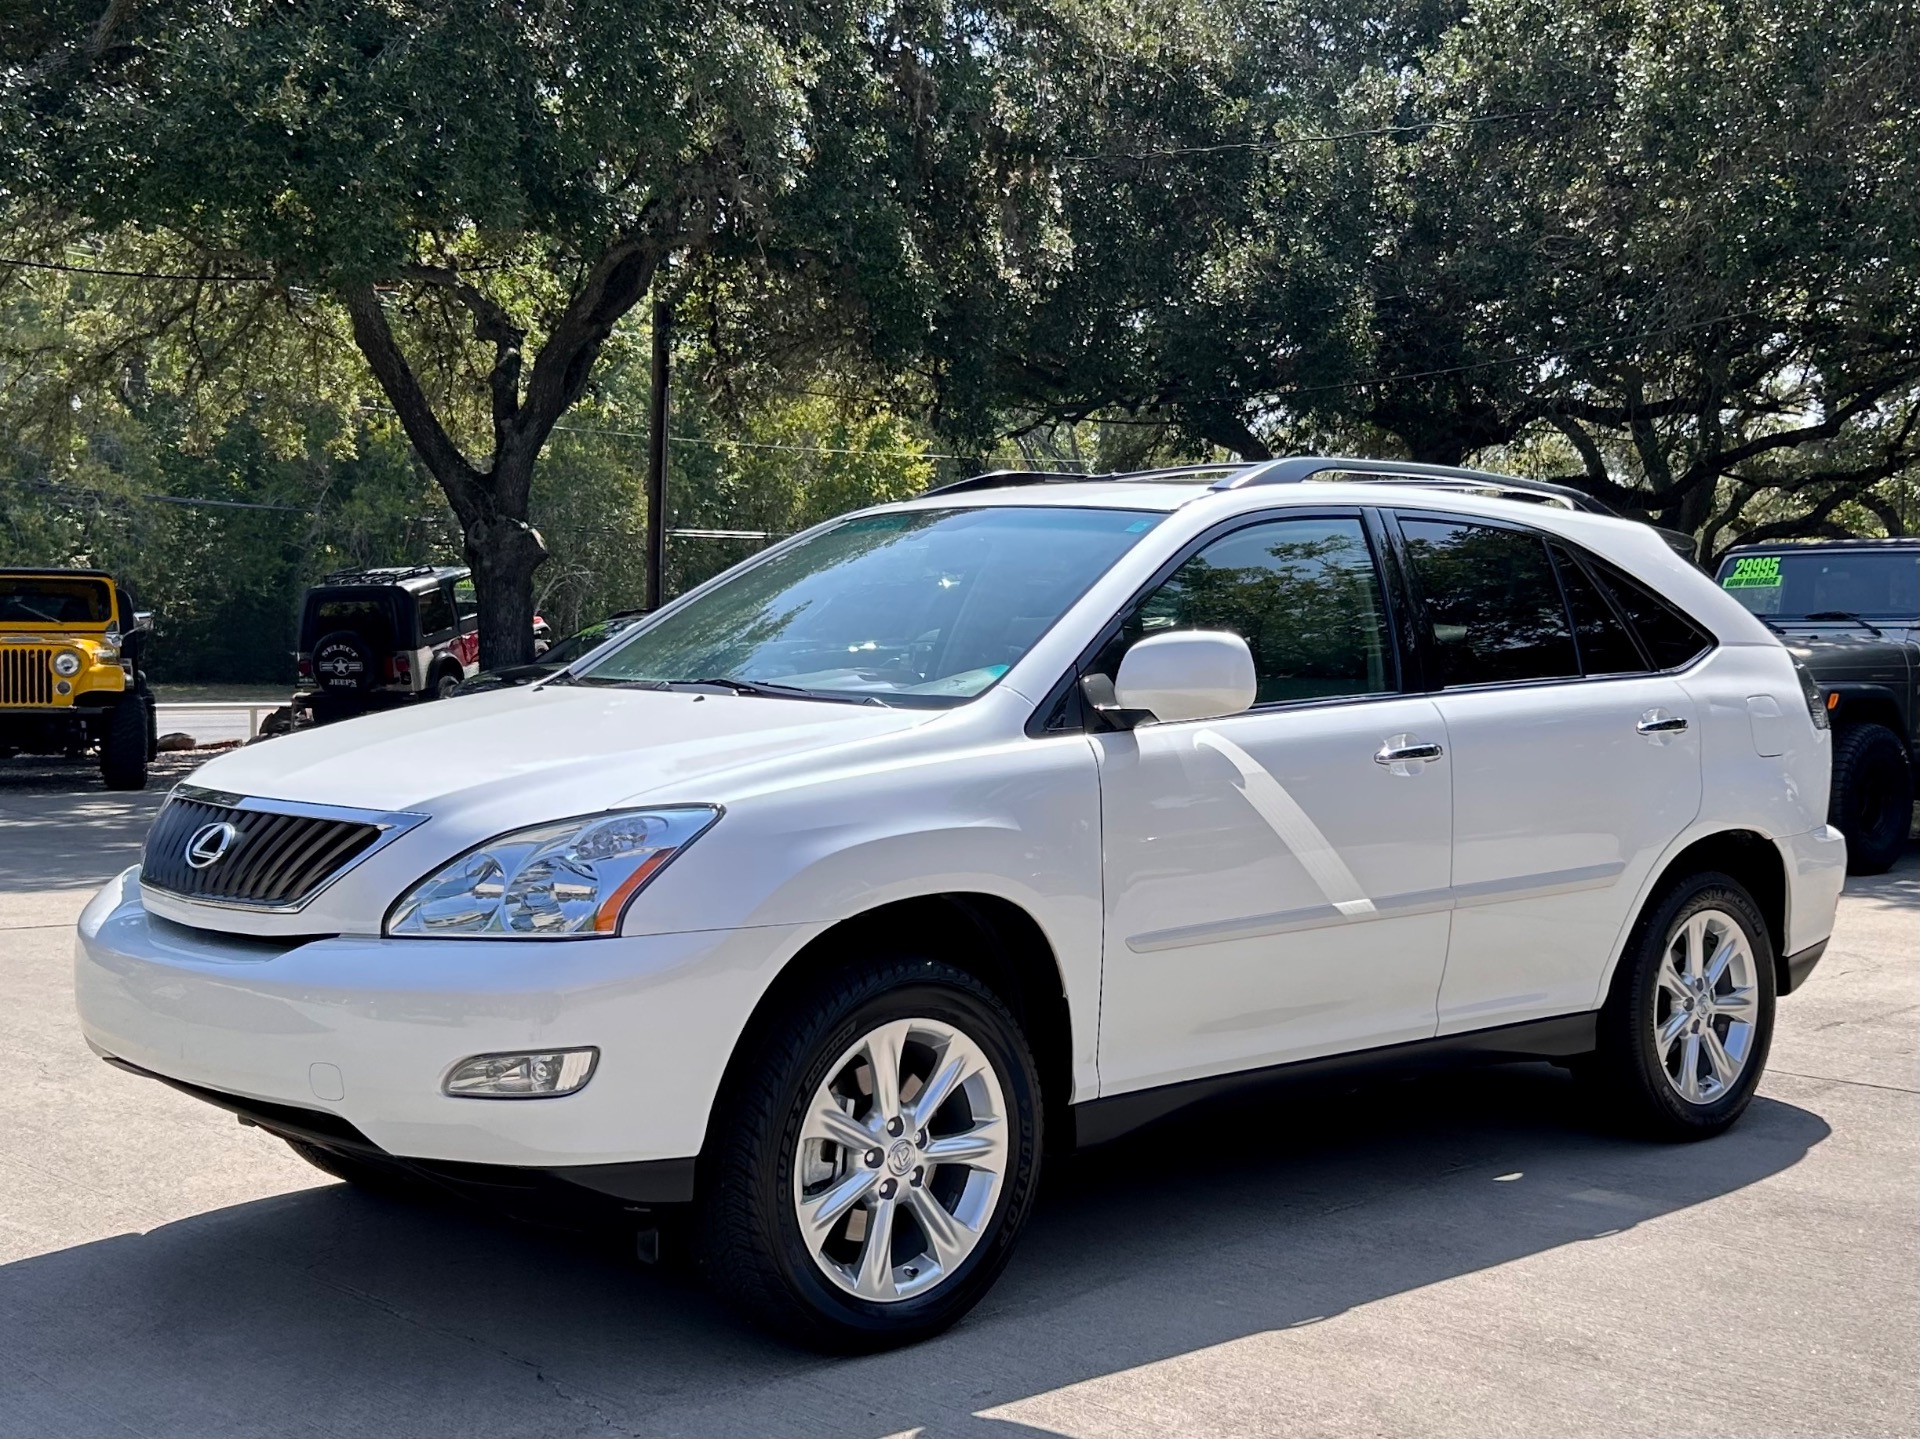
left=1213, top=456, right=1615, bottom=514
left=923, top=469, right=1096, bottom=496
left=924, top=462, right=1244, bottom=497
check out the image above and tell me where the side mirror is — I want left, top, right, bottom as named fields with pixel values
left=1109, top=630, right=1257, bottom=724
left=132, top=610, right=155, bottom=632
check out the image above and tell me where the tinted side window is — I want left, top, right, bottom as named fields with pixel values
left=1400, top=518, right=1578, bottom=686
left=1100, top=516, right=1393, bottom=704
left=1550, top=544, right=1647, bottom=676
left=416, top=587, right=456, bottom=636
left=452, top=578, right=479, bottom=622
left=1589, top=558, right=1714, bottom=670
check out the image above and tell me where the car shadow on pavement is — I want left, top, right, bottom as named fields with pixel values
left=0, top=762, right=196, bottom=895
left=0, top=1062, right=1830, bottom=1438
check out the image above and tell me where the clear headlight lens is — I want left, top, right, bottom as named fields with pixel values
left=52, top=651, right=82, bottom=677
left=386, top=807, right=719, bottom=938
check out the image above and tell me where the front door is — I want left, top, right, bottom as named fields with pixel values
left=1094, top=513, right=1454, bottom=1095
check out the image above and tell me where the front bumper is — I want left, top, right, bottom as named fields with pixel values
left=76, top=866, right=816, bottom=1173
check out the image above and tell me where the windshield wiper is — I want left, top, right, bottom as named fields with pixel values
left=675, top=676, right=889, bottom=706
left=1801, top=611, right=1885, bottom=637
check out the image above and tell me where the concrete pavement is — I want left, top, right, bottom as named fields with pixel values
left=1, top=764, right=1914, bottom=1437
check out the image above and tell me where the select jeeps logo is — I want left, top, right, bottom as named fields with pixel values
left=183, top=821, right=238, bottom=870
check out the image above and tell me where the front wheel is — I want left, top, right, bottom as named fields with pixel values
left=1583, top=872, right=1776, bottom=1140
left=99, top=697, right=149, bottom=791
left=699, top=958, right=1043, bottom=1350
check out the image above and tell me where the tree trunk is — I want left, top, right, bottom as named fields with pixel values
left=465, top=501, right=548, bottom=672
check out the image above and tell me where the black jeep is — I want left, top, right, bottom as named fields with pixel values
left=1716, top=538, right=1919, bottom=872
left=295, top=565, right=479, bottom=723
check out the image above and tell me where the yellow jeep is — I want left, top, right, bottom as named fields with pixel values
left=0, top=569, right=156, bottom=790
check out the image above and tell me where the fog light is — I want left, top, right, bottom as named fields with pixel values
left=443, top=1047, right=597, bottom=1098
left=55, top=679, right=72, bottom=695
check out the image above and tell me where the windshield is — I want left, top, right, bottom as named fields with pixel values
left=578, top=506, right=1164, bottom=704
left=1717, top=550, right=1918, bottom=620
left=0, top=576, right=113, bottom=625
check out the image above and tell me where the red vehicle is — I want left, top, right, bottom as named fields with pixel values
left=295, top=565, right=540, bottom=723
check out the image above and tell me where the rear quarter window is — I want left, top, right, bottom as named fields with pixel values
left=1587, top=556, right=1714, bottom=670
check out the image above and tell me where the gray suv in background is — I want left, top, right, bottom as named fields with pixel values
left=1716, top=538, right=1918, bottom=872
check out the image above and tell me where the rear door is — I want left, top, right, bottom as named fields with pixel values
left=1094, top=511, right=1454, bottom=1093
left=1390, top=512, right=1704, bottom=1032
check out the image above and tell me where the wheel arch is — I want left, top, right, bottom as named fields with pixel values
left=702, top=891, right=1076, bottom=1172
left=1604, top=829, right=1791, bottom=1003
left=1824, top=684, right=1904, bottom=741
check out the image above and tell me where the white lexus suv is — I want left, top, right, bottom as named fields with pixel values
left=76, top=457, right=1846, bottom=1348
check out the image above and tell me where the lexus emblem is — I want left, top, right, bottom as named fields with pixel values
left=184, top=821, right=238, bottom=870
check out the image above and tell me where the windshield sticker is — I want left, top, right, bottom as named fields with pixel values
left=1722, top=556, right=1782, bottom=589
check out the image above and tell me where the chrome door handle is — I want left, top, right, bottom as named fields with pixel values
left=1375, top=737, right=1444, bottom=766
left=1636, top=712, right=1689, bottom=735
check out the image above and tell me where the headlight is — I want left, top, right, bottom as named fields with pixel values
left=52, top=651, right=82, bottom=677
left=386, top=807, right=719, bottom=938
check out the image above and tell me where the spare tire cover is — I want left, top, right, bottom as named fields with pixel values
left=312, top=630, right=376, bottom=691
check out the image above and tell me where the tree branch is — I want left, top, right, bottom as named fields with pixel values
left=341, top=284, right=486, bottom=514
left=402, top=264, right=525, bottom=451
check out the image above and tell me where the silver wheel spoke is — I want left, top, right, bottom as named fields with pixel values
left=1678, top=1032, right=1703, bottom=1100
left=800, top=1169, right=878, bottom=1243
left=804, top=1100, right=877, bottom=1154
left=923, top=1120, right=1005, bottom=1168
left=1715, top=985, right=1758, bottom=1021
left=1702, top=1028, right=1738, bottom=1087
left=1682, top=915, right=1708, bottom=983
left=1657, top=1009, right=1691, bottom=1054
left=1704, top=930, right=1742, bottom=989
left=864, top=1021, right=908, bottom=1121
left=908, top=1189, right=972, bottom=1271
left=1657, top=960, right=1690, bottom=1001
left=853, top=1198, right=897, bottom=1300
left=910, top=1047, right=974, bottom=1132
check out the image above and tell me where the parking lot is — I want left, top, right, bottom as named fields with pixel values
left=1, top=762, right=1914, bottom=1438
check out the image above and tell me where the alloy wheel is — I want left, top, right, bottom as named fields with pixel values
left=1653, top=908, right=1760, bottom=1104
left=792, top=1017, right=1008, bottom=1304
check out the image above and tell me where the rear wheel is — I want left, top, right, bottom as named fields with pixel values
left=1583, top=871, right=1775, bottom=1140
left=431, top=666, right=463, bottom=699
left=1829, top=723, right=1912, bottom=875
left=699, top=957, right=1042, bottom=1350
left=99, top=696, right=148, bottom=790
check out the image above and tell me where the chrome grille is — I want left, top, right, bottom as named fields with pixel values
left=1, top=646, right=54, bottom=705
left=142, top=790, right=391, bottom=910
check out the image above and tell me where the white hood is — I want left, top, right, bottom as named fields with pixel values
left=188, top=684, right=936, bottom=813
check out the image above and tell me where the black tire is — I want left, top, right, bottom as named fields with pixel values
left=311, top=628, right=376, bottom=697
left=140, top=682, right=158, bottom=761
left=99, top=696, right=149, bottom=791
left=1829, top=723, right=1913, bottom=875
left=1582, top=871, right=1776, bottom=1141
left=699, top=957, right=1043, bottom=1351
left=283, top=1137, right=416, bottom=1193
left=430, top=666, right=462, bottom=700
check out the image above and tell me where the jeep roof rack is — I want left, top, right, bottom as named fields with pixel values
left=317, top=564, right=450, bottom=586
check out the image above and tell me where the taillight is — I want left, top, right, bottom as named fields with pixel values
left=296, top=656, right=313, bottom=679
left=1792, top=660, right=1829, bottom=731
left=384, top=653, right=412, bottom=682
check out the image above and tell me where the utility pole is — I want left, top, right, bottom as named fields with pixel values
left=645, top=294, right=671, bottom=611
